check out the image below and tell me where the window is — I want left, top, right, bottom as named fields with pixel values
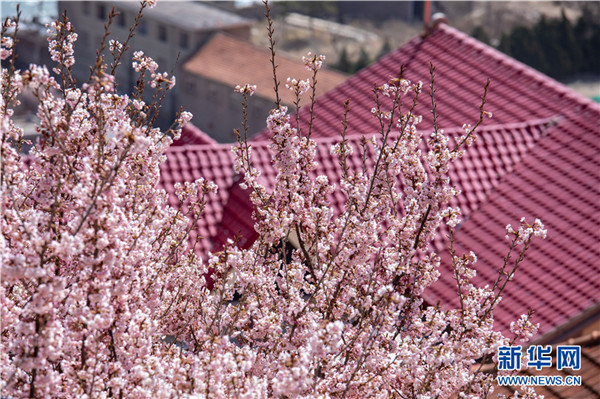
left=97, top=4, right=106, bottom=20
left=207, top=83, right=217, bottom=100
left=158, top=25, right=167, bottom=42
left=117, top=10, right=126, bottom=27
left=179, top=33, right=189, bottom=49
left=80, top=31, right=90, bottom=48
left=186, top=80, right=196, bottom=94
left=138, top=19, right=147, bottom=35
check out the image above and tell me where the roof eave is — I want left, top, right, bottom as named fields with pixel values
left=532, top=301, right=600, bottom=345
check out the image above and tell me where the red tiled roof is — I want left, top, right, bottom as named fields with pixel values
left=182, top=33, right=348, bottom=107
left=159, top=142, right=234, bottom=256
left=213, top=119, right=552, bottom=251
left=248, top=22, right=600, bottom=341
left=172, top=123, right=219, bottom=147
left=160, top=22, right=600, bottom=342
left=253, top=23, right=598, bottom=141
left=430, top=114, right=600, bottom=339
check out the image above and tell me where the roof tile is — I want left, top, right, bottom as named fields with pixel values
left=183, top=33, right=347, bottom=107
left=161, top=23, right=600, bottom=344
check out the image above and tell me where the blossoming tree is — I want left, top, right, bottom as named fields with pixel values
left=1, top=2, right=546, bottom=398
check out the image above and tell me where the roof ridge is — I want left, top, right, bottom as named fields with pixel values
left=189, top=32, right=349, bottom=75
left=167, top=143, right=235, bottom=152
left=444, top=117, right=557, bottom=222
left=565, top=329, right=600, bottom=347
left=436, top=23, right=598, bottom=110
left=170, top=117, right=558, bottom=151
left=172, top=123, right=220, bottom=147
left=336, top=117, right=557, bottom=141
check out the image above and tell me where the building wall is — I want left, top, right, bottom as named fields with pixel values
left=60, top=1, right=211, bottom=79
left=179, top=72, right=276, bottom=143
left=12, top=29, right=54, bottom=72
left=57, top=1, right=251, bottom=129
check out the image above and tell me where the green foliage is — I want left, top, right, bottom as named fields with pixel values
left=377, top=38, right=392, bottom=60
left=574, top=7, right=600, bottom=75
left=354, top=48, right=371, bottom=72
left=471, top=26, right=490, bottom=46
left=276, top=1, right=339, bottom=19
left=498, top=8, right=600, bottom=80
left=335, top=47, right=352, bottom=73
left=332, top=46, right=372, bottom=74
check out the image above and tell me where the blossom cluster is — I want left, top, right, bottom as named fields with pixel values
left=132, top=50, right=175, bottom=89
left=510, top=313, right=540, bottom=343
left=109, top=39, right=123, bottom=53
left=46, top=19, right=78, bottom=76
left=286, top=77, right=310, bottom=96
left=1, top=36, right=14, bottom=60
left=506, top=217, right=547, bottom=243
left=302, top=52, right=326, bottom=72
left=1, top=11, right=212, bottom=396
left=219, top=67, right=546, bottom=397
left=234, top=83, right=257, bottom=96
